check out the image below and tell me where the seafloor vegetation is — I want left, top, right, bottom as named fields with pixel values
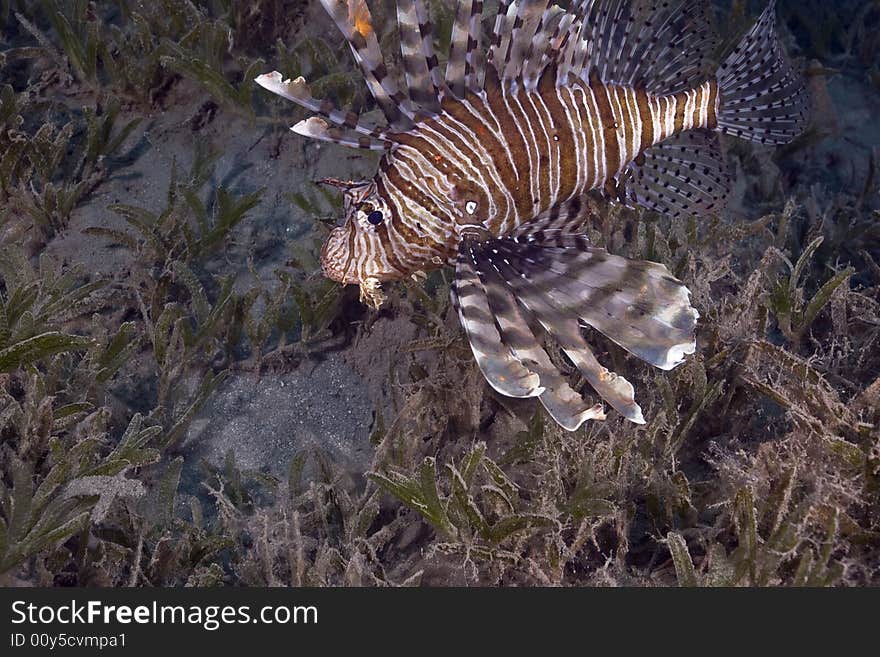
left=0, top=0, right=878, bottom=586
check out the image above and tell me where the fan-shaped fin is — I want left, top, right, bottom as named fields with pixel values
left=716, top=0, right=810, bottom=144
left=501, top=0, right=550, bottom=85
left=477, top=250, right=606, bottom=430
left=485, top=249, right=646, bottom=423
left=613, top=130, right=731, bottom=218
left=559, top=0, right=717, bottom=94
left=452, top=240, right=545, bottom=399
left=493, top=234, right=698, bottom=370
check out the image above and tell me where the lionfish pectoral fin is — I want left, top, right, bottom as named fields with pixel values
left=453, top=240, right=545, bottom=399
left=491, top=233, right=699, bottom=372
left=255, top=72, right=391, bottom=145
left=477, top=246, right=606, bottom=430
left=615, top=130, right=731, bottom=219
left=291, top=117, right=390, bottom=151
left=485, top=247, right=645, bottom=424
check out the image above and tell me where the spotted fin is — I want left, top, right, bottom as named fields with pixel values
left=559, top=0, right=717, bottom=93
left=521, top=4, right=569, bottom=90
left=501, top=0, right=549, bottom=85
left=716, top=0, right=810, bottom=144
left=446, top=0, right=478, bottom=98
left=488, top=0, right=517, bottom=73
left=464, top=1, right=486, bottom=93
left=614, top=130, right=731, bottom=218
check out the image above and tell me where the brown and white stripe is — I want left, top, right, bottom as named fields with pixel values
left=380, top=75, right=719, bottom=239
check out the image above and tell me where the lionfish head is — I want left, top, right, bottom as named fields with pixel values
left=319, top=178, right=403, bottom=292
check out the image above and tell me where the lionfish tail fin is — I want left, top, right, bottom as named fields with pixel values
left=716, top=0, right=810, bottom=144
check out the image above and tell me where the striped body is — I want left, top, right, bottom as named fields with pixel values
left=342, top=76, right=719, bottom=282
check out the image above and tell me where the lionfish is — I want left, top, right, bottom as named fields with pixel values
left=256, top=0, right=809, bottom=429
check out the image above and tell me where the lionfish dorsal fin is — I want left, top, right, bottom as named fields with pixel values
left=445, top=0, right=474, bottom=98
left=544, top=11, right=576, bottom=85
left=319, top=0, right=415, bottom=128
left=536, top=60, right=558, bottom=95
left=254, top=72, right=391, bottom=143
left=482, top=60, right=503, bottom=96
left=487, top=0, right=517, bottom=74
left=557, top=4, right=589, bottom=83
left=500, top=0, right=549, bottom=88
left=443, top=0, right=489, bottom=98
left=464, top=1, right=486, bottom=93
left=560, top=0, right=717, bottom=94
left=396, top=0, right=441, bottom=114
left=520, top=3, right=568, bottom=90
left=291, top=117, right=390, bottom=151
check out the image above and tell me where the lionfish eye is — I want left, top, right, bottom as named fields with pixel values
left=367, top=210, right=384, bottom=225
